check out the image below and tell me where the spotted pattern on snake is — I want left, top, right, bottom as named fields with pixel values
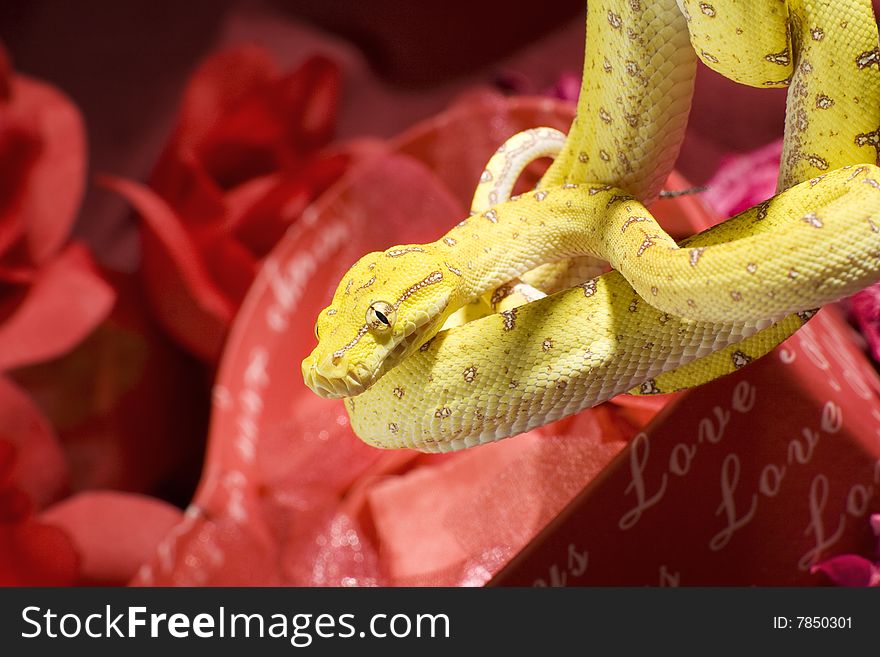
left=303, top=0, right=880, bottom=451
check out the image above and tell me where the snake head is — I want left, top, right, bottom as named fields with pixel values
left=302, top=244, right=459, bottom=398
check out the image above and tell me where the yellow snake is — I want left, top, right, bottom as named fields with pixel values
left=302, top=0, right=880, bottom=452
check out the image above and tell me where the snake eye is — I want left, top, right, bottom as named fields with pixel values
left=366, top=301, right=396, bottom=332
left=314, top=320, right=320, bottom=340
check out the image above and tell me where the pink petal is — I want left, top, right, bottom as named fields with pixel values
left=195, top=55, right=339, bottom=175
left=0, top=242, right=114, bottom=371
left=0, top=45, right=10, bottom=102
left=172, top=45, right=278, bottom=154
left=701, top=140, right=783, bottom=218
left=812, top=554, right=879, bottom=587
left=12, top=270, right=211, bottom=495
left=230, top=152, right=351, bottom=256
left=0, top=486, right=30, bottom=523
left=195, top=227, right=258, bottom=308
left=0, top=520, right=79, bottom=586
left=148, top=149, right=226, bottom=227
left=851, top=284, right=880, bottom=364
left=6, top=73, right=87, bottom=265
left=0, top=375, right=68, bottom=509
left=0, top=118, right=41, bottom=260
left=40, top=491, right=183, bottom=585
left=100, top=174, right=234, bottom=361
left=276, top=55, right=341, bottom=157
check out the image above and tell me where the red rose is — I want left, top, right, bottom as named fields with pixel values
left=105, top=46, right=354, bottom=362
left=0, top=44, right=115, bottom=585
left=0, top=44, right=113, bottom=372
left=0, top=45, right=188, bottom=586
left=0, top=375, right=77, bottom=586
left=1, top=373, right=188, bottom=584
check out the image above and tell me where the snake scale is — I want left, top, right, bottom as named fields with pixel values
left=303, top=0, right=880, bottom=452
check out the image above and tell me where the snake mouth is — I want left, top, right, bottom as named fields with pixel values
left=302, top=358, right=372, bottom=399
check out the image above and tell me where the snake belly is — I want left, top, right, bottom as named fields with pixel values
left=303, top=0, right=880, bottom=451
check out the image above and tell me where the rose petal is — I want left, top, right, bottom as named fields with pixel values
left=0, top=118, right=41, bottom=260
left=223, top=172, right=279, bottom=228
left=100, top=174, right=234, bottom=361
left=0, top=242, right=114, bottom=370
left=148, top=46, right=278, bottom=210
left=40, top=491, right=184, bottom=585
left=224, top=140, right=384, bottom=243
left=0, top=438, right=12, bottom=480
left=148, top=149, right=227, bottom=227
left=6, top=73, right=87, bottom=265
left=156, top=48, right=341, bottom=193
left=0, top=45, right=10, bottom=102
left=11, top=270, right=210, bottom=496
left=172, top=45, right=278, bottom=154
left=195, top=227, right=258, bottom=308
left=701, top=140, right=783, bottom=219
left=812, top=554, right=879, bottom=587
left=0, top=520, right=78, bottom=586
left=195, top=55, right=340, bottom=187
left=231, top=152, right=351, bottom=256
left=0, top=375, right=68, bottom=509
left=851, top=284, right=880, bottom=364
left=0, top=485, right=30, bottom=523
left=277, top=55, right=341, bottom=157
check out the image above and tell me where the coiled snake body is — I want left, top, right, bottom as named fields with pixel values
left=303, top=0, right=880, bottom=452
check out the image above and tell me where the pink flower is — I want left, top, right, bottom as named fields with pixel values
left=851, top=286, right=880, bottom=364
left=2, top=365, right=187, bottom=586
left=0, top=47, right=193, bottom=586
left=0, top=376, right=77, bottom=586
left=812, top=514, right=880, bottom=587
left=700, top=139, right=782, bottom=218
left=0, top=43, right=113, bottom=372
